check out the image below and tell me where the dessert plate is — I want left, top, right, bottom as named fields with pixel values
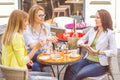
left=39, top=56, right=50, bottom=60
left=68, top=53, right=79, bottom=58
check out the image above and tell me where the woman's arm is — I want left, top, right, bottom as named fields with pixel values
left=28, top=40, right=43, bottom=59
left=77, top=28, right=93, bottom=47
left=12, top=34, right=43, bottom=65
left=99, top=31, right=117, bottom=57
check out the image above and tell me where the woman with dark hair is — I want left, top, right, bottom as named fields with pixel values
left=64, top=9, right=117, bottom=80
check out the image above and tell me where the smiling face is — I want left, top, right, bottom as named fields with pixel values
left=28, top=5, right=45, bottom=27
left=95, top=9, right=113, bottom=31
left=35, top=10, right=45, bottom=24
left=95, top=12, right=102, bottom=27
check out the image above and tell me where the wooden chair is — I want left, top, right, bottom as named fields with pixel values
left=50, top=0, right=68, bottom=22
left=79, top=47, right=114, bottom=80
left=57, top=1, right=71, bottom=16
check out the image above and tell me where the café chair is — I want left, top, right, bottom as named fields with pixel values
left=57, top=1, right=71, bottom=16
left=0, top=64, right=28, bottom=80
left=79, top=47, right=114, bottom=80
left=0, top=64, right=58, bottom=80
left=50, top=0, right=68, bottom=22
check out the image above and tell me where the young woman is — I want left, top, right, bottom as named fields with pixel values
left=1, top=10, right=44, bottom=79
left=23, top=5, right=58, bottom=71
left=64, top=9, right=117, bottom=80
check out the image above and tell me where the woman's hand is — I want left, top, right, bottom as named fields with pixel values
left=80, top=43, right=90, bottom=48
left=27, top=60, right=33, bottom=67
left=35, top=39, right=44, bottom=50
left=47, top=36, right=58, bottom=43
left=87, top=46, right=98, bottom=55
left=80, top=43, right=97, bottom=55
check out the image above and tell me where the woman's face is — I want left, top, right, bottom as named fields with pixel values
left=35, top=10, right=45, bottom=24
left=95, top=12, right=102, bottom=27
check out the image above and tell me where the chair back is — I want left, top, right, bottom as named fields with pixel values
left=0, top=64, right=28, bottom=80
left=50, top=0, right=61, bottom=11
left=57, top=0, right=60, bottom=7
left=50, top=0, right=54, bottom=11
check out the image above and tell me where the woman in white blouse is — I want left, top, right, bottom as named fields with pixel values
left=64, top=9, right=117, bottom=80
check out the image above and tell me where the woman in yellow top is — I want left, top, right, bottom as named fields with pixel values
left=1, top=10, right=44, bottom=79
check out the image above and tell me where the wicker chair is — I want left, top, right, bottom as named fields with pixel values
left=0, top=64, right=28, bottom=80
left=0, top=64, right=58, bottom=80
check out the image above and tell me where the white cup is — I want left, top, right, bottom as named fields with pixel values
left=71, top=49, right=77, bottom=57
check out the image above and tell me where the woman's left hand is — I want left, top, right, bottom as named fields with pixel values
left=27, top=60, right=33, bottom=67
left=47, top=36, right=58, bottom=43
left=87, top=46, right=98, bottom=55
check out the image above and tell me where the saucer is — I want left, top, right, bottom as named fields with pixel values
left=39, top=56, right=50, bottom=60
left=68, top=53, right=79, bottom=58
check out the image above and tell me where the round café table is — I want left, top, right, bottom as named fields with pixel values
left=37, top=51, right=81, bottom=80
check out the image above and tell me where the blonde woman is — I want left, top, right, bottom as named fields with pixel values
left=23, top=5, right=58, bottom=71
left=1, top=10, right=44, bottom=79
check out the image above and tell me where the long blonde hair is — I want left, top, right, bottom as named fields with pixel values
left=2, top=10, right=28, bottom=45
left=28, top=5, right=47, bottom=35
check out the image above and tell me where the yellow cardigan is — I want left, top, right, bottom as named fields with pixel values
left=2, top=33, right=28, bottom=69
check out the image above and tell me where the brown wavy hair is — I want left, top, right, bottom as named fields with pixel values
left=95, top=9, right=113, bottom=31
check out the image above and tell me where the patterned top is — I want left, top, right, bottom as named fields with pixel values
left=23, top=22, right=51, bottom=53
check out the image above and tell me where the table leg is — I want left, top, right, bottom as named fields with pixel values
left=50, top=65, right=68, bottom=80
left=50, top=65, right=56, bottom=77
left=58, top=65, right=68, bottom=80
left=57, top=65, right=60, bottom=80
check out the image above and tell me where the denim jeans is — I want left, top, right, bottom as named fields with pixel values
left=64, top=59, right=107, bottom=80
